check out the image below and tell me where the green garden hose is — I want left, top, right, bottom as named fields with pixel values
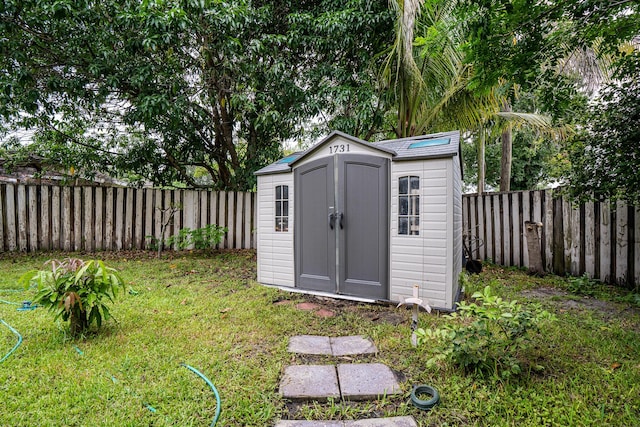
left=0, top=319, right=23, bottom=364
left=181, top=363, right=221, bottom=427
left=411, top=385, right=440, bottom=410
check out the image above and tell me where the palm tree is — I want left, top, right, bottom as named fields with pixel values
left=383, top=0, right=569, bottom=193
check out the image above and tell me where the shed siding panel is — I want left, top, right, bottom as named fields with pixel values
left=390, top=159, right=451, bottom=309
left=451, top=154, right=463, bottom=305
left=256, top=174, right=294, bottom=287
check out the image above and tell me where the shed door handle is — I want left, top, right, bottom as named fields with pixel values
left=338, top=212, right=344, bottom=229
left=328, top=212, right=335, bottom=230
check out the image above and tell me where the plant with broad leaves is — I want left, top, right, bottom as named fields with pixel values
left=417, top=284, right=555, bottom=378
left=20, top=259, right=125, bottom=337
left=165, top=224, right=227, bottom=251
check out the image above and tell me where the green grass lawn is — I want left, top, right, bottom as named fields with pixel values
left=1, top=251, right=639, bottom=426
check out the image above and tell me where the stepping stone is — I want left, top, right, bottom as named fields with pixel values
left=274, top=422, right=342, bottom=427
left=337, top=363, right=402, bottom=401
left=279, top=365, right=340, bottom=401
left=287, top=335, right=378, bottom=356
left=315, top=308, right=336, bottom=318
left=288, top=335, right=333, bottom=355
left=330, top=336, right=377, bottom=356
left=344, top=417, right=417, bottom=426
left=296, top=302, right=320, bottom=311
left=274, top=417, right=417, bottom=427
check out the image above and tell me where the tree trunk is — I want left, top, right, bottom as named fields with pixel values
left=477, top=126, right=486, bottom=195
left=500, top=101, right=513, bottom=192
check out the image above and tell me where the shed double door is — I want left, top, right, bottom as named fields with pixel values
left=294, top=154, right=389, bottom=299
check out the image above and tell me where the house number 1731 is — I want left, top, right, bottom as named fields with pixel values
left=329, top=144, right=350, bottom=154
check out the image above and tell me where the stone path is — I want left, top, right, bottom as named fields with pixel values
left=276, top=335, right=416, bottom=427
left=274, top=416, right=418, bottom=426
left=287, top=335, right=377, bottom=356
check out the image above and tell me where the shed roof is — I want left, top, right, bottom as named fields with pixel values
left=255, top=130, right=461, bottom=176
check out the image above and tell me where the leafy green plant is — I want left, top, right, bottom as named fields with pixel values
left=189, top=224, right=227, bottom=249
left=167, top=225, right=227, bottom=251
left=567, top=273, right=599, bottom=297
left=417, top=285, right=555, bottom=378
left=167, top=227, right=192, bottom=250
left=20, top=259, right=125, bottom=336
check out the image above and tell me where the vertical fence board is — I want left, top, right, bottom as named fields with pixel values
left=200, top=191, right=208, bottom=229
left=635, top=206, right=640, bottom=286
left=616, top=200, right=628, bottom=285
left=469, top=196, right=477, bottom=259
left=219, top=191, right=228, bottom=249
left=492, top=194, right=502, bottom=265
left=570, top=202, right=581, bottom=276
left=477, top=196, right=486, bottom=260
left=172, top=190, right=182, bottom=250
left=502, top=193, right=511, bottom=266
left=84, top=187, right=94, bottom=252
left=484, top=195, right=493, bottom=261
left=114, top=188, right=126, bottom=251
left=522, top=191, right=530, bottom=268
left=544, top=190, right=554, bottom=272
left=62, top=187, right=72, bottom=252
left=73, top=187, right=82, bottom=251
left=40, top=186, right=50, bottom=250
left=51, top=186, right=60, bottom=250
left=235, top=192, right=243, bottom=249
left=28, top=186, right=38, bottom=251
left=244, top=192, right=252, bottom=249
left=532, top=191, right=543, bottom=271
left=154, top=189, right=162, bottom=244
left=144, top=190, right=153, bottom=250
left=183, top=190, right=196, bottom=249
left=512, top=193, right=521, bottom=266
left=115, top=188, right=124, bottom=250
left=105, top=188, right=114, bottom=251
left=252, top=192, right=257, bottom=249
left=211, top=192, right=220, bottom=248
left=463, top=195, right=470, bottom=236
left=124, top=188, right=134, bottom=249
left=584, top=201, right=596, bottom=278
left=134, top=189, right=144, bottom=249
left=6, top=185, right=16, bottom=251
left=599, top=202, right=612, bottom=283
left=0, top=187, right=4, bottom=252
left=562, top=196, right=572, bottom=273
left=17, top=185, right=27, bottom=251
left=95, top=188, right=104, bottom=250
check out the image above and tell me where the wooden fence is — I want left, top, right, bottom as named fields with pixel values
left=0, top=184, right=256, bottom=252
left=463, top=189, right=640, bottom=288
left=1, top=183, right=638, bottom=288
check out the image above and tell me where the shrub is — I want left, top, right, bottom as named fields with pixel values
left=416, top=285, right=555, bottom=378
left=20, top=259, right=125, bottom=336
left=567, top=272, right=599, bottom=297
left=150, top=224, right=228, bottom=253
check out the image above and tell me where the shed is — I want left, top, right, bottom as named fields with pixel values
left=255, top=130, right=463, bottom=310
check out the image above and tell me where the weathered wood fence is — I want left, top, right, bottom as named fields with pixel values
left=0, top=184, right=255, bottom=252
left=463, top=189, right=640, bottom=288
left=2, top=184, right=639, bottom=287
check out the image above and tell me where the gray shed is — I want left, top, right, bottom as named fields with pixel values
left=255, top=130, right=463, bottom=310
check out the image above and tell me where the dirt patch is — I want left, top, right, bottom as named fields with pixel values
left=520, top=287, right=640, bottom=321
left=290, top=295, right=410, bottom=326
